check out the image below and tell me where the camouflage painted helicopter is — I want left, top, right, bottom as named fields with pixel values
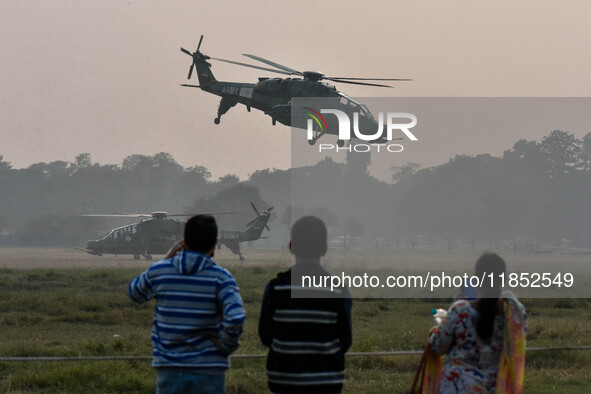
left=180, top=36, right=411, bottom=146
left=81, top=203, right=273, bottom=261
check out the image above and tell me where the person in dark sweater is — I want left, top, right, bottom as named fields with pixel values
left=258, top=216, right=353, bottom=393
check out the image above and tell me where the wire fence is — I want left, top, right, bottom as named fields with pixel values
left=2, top=346, right=590, bottom=362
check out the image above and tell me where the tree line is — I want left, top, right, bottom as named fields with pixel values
left=0, top=130, right=590, bottom=248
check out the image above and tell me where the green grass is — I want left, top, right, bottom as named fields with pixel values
left=0, top=264, right=590, bottom=392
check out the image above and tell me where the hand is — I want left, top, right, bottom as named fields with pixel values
left=206, top=334, right=223, bottom=353
left=165, top=240, right=185, bottom=258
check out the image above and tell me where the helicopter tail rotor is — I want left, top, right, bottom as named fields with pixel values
left=263, top=206, right=274, bottom=231
left=181, top=35, right=205, bottom=80
left=197, top=35, right=204, bottom=52
left=247, top=203, right=273, bottom=231
left=250, top=202, right=261, bottom=216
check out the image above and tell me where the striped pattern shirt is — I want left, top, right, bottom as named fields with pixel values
left=128, top=251, right=245, bottom=372
left=259, top=266, right=352, bottom=393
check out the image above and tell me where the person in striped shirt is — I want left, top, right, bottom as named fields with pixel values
left=129, top=214, right=245, bottom=394
left=259, top=216, right=353, bottom=393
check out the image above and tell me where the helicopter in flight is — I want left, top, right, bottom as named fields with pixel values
left=80, top=203, right=273, bottom=261
left=180, top=36, right=411, bottom=146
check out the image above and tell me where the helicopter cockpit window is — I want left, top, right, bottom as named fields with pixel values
left=101, top=229, right=115, bottom=240
left=339, top=94, right=360, bottom=110
left=358, top=104, right=375, bottom=121
left=339, top=93, right=376, bottom=121
left=104, top=225, right=135, bottom=240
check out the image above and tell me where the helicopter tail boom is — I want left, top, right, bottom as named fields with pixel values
left=181, top=35, right=217, bottom=90
left=245, top=204, right=273, bottom=240
left=194, top=56, right=216, bottom=89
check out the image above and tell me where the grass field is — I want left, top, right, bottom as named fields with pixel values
left=0, top=247, right=590, bottom=393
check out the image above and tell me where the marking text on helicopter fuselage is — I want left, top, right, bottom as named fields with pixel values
left=221, top=86, right=240, bottom=95
left=221, top=232, right=239, bottom=240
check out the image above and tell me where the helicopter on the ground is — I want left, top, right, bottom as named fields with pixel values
left=80, top=203, right=273, bottom=261
left=180, top=36, right=411, bottom=146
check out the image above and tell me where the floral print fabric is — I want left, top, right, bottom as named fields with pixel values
left=429, top=300, right=504, bottom=393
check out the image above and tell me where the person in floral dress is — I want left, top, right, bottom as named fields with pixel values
left=429, top=253, right=527, bottom=393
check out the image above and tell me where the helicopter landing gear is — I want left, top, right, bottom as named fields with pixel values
left=134, top=254, right=140, bottom=260
left=144, top=254, right=153, bottom=260
left=215, top=97, right=237, bottom=125
left=239, top=254, right=245, bottom=262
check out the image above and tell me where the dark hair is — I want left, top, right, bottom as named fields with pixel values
left=184, top=215, right=218, bottom=253
left=474, top=253, right=506, bottom=341
left=291, top=216, right=327, bottom=259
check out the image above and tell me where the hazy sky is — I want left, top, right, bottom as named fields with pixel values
left=1, top=1, right=590, bottom=179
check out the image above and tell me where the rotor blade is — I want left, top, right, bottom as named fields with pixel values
left=168, top=212, right=237, bottom=217
left=250, top=202, right=261, bottom=216
left=242, top=54, right=302, bottom=75
left=209, top=56, right=291, bottom=75
left=188, top=63, right=194, bottom=79
left=180, top=47, right=193, bottom=56
left=326, top=78, right=393, bottom=88
left=197, top=35, right=204, bottom=52
left=324, top=77, right=412, bottom=81
left=180, top=84, right=200, bottom=88
left=80, top=214, right=151, bottom=218
left=246, top=218, right=257, bottom=227
left=265, top=206, right=273, bottom=231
